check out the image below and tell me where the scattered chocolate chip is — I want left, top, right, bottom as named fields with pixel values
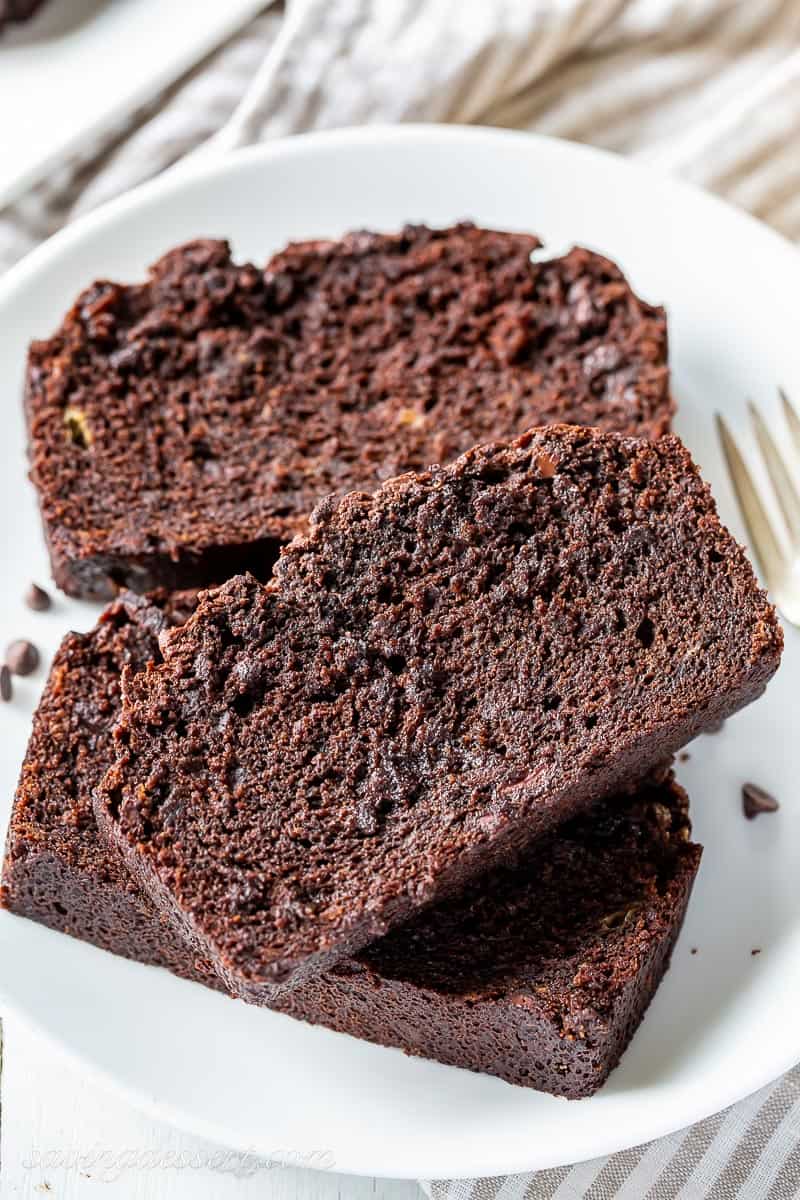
left=24, top=583, right=51, bottom=612
left=742, top=783, right=779, bottom=820
left=751, top=948, right=761, bottom=956
left=1, top=664, right=12, bottom=702
left=6, top=639, right=39, bottom=677
left=678, top=751, right=690, bottom=763
left=690, top=947, right=698, bottom=955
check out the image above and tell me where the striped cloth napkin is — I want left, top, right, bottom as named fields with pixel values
left=424, top=1069, right=800, bottom=1199
left=2, top=2, right=799, bottom=1196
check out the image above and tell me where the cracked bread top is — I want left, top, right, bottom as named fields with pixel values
left=27, top=224, right=671, bottom=598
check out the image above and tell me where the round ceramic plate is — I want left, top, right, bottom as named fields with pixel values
left=0, top=126, right=797, bottom=1181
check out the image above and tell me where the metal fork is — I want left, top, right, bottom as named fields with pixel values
left=716, top=389, right=800, bottom=627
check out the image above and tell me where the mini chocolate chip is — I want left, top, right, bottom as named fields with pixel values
left=1, top=664, right=11, bottom=702
left=742, top=783, right=779, bottom=820
left=690, top=947, right=698, bottom=955
left=24, top=583, right=51, bottom=612
left=751, top=948, right=761, bottom=956
left=6, top=640, right=39, bottom=676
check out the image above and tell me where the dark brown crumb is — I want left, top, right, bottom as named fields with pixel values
left=2, top=592, right=702, bottom=1098
left=690, top=947, right=698, bottom=955
left=679, top=751, right=690, bottom=763
left=24, top=583, right=51, bottom=612
left=0, top=665, right=12, bottom=702
left=742, top=783, right=779, bottom=820
left=0, top=592, right=218, bottom=986
left=96, top=426, right=781, bottom=993
left=751, top=948, right=761, bottom=956
left=6, top=640, right=39, bottom=677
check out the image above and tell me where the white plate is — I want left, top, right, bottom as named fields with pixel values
left=0, top=126, right=797, bottom=1181
left=0, top=0, right=267, bottom=208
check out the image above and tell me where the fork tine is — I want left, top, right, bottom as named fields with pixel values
left=748, top=401, right=800, bottom=552
left=779, top=387, right=800, bottom=458
left=715, top=413, right=786, bottom=590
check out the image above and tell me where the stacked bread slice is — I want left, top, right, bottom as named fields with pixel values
left=2, top=228, right=782, bottom=1097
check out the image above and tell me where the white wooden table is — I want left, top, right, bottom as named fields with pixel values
left=0, top=1014, right=424, bottom=1199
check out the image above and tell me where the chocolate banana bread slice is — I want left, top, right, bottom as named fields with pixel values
left=1, top=594, right=700, bottom=1096
left=0, top=591, right=219, bottom=987
left=96, top=426, right=781, bottom=993
left=26, top=224, right=672, bottom=599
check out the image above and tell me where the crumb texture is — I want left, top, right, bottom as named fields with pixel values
left=280, top=776, right=701, bottom=1095
left=98, top=426, right=781, bottom=989
left=0, top=591, right=217, bottom=983
left=26, top=225, right=672, bottom=597
left=0, top=588, right=699, bottom=1095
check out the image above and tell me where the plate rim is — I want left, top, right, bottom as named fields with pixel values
left=4, top=121, right=800, bottom=303
left=0, top=122, right=798, bottom=1180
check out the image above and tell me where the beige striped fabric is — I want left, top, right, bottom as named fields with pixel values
left=423, top=1066, right=800, bottom=1199
left=4, top=0, right=800, bottom=271
left=2, top=2, right=799, bottom=1195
